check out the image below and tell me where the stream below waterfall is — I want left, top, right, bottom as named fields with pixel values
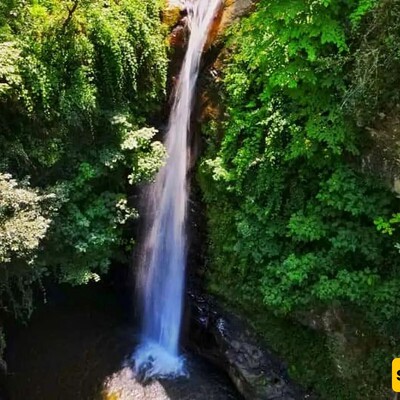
left=2, top=283, right=241, bottom=400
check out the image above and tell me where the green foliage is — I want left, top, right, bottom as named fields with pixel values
left=200, top=1, right=400, bottom=396
left=0, top=0, right=168, bottom=318
left=0, top=173, right=53, bottom=265
left=41, top=118, right=165, bottom=285
left=0, top=41, right=20, bottom=97
left=0, top=173, right=55, bottom=319
left=0, top=0, right=167, bottom=174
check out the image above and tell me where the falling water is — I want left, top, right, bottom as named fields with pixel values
left=133, top=0, right=222, bottom=380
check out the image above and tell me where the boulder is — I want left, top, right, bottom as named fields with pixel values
left=205, top=0, right=257, bottom=47
left=187, top=292, right=313, bottom=400
left=219, top=0, right=256, bottom=33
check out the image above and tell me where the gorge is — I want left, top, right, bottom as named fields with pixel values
left=0, top=0, right=399, bottom=399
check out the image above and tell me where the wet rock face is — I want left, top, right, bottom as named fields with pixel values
left=218, top=0, right=256, bottom=35
left=187, top=292, right=312, bottom=400
left=293, top=307, right=381, bottom=385
left=169, top=22, right=188, bottom=48
left=361, top=107, right=400, bottom=195
left=163, top=1, right=191, bottom=53
left=165, top=0, right=256, bottom=45
left=163, top=0, right=257, bottom=117
left=204, top=0, right=257, bottom=46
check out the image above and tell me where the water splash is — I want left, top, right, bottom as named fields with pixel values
left=133, top=0, right=222, bottom=380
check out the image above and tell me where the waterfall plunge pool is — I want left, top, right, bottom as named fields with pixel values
left=2, top=283, right=242, bottom=400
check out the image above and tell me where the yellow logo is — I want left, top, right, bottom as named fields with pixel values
left=392, top=358, right=400, bottom=392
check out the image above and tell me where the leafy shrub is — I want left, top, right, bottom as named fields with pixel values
left=200, top=0, right=400, bottom=350
left=0, top=173, right=54, bottom=319
left=0, top=0, right=168, bottom=317
left=199, top=3, right=400, bottom=398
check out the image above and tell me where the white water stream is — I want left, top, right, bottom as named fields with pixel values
left=134, top=0, right=222, bottom=379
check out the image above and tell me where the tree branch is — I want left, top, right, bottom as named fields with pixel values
left=62, top=0, right=79, bottom=30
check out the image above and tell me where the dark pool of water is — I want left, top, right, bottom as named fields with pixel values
left=2, top=283, right=241, bottom=400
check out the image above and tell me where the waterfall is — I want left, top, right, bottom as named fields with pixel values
left=133, top=0, right=222, bottom=380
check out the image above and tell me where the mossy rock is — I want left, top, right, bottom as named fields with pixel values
left=162, top=6, right=182, bottom=30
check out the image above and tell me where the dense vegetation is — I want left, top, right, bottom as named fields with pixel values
left=0, top=0, right=167, bottom=325
left=199, top=0, right=400, bottom=397
left=0, top=0, right=399, bottom=398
